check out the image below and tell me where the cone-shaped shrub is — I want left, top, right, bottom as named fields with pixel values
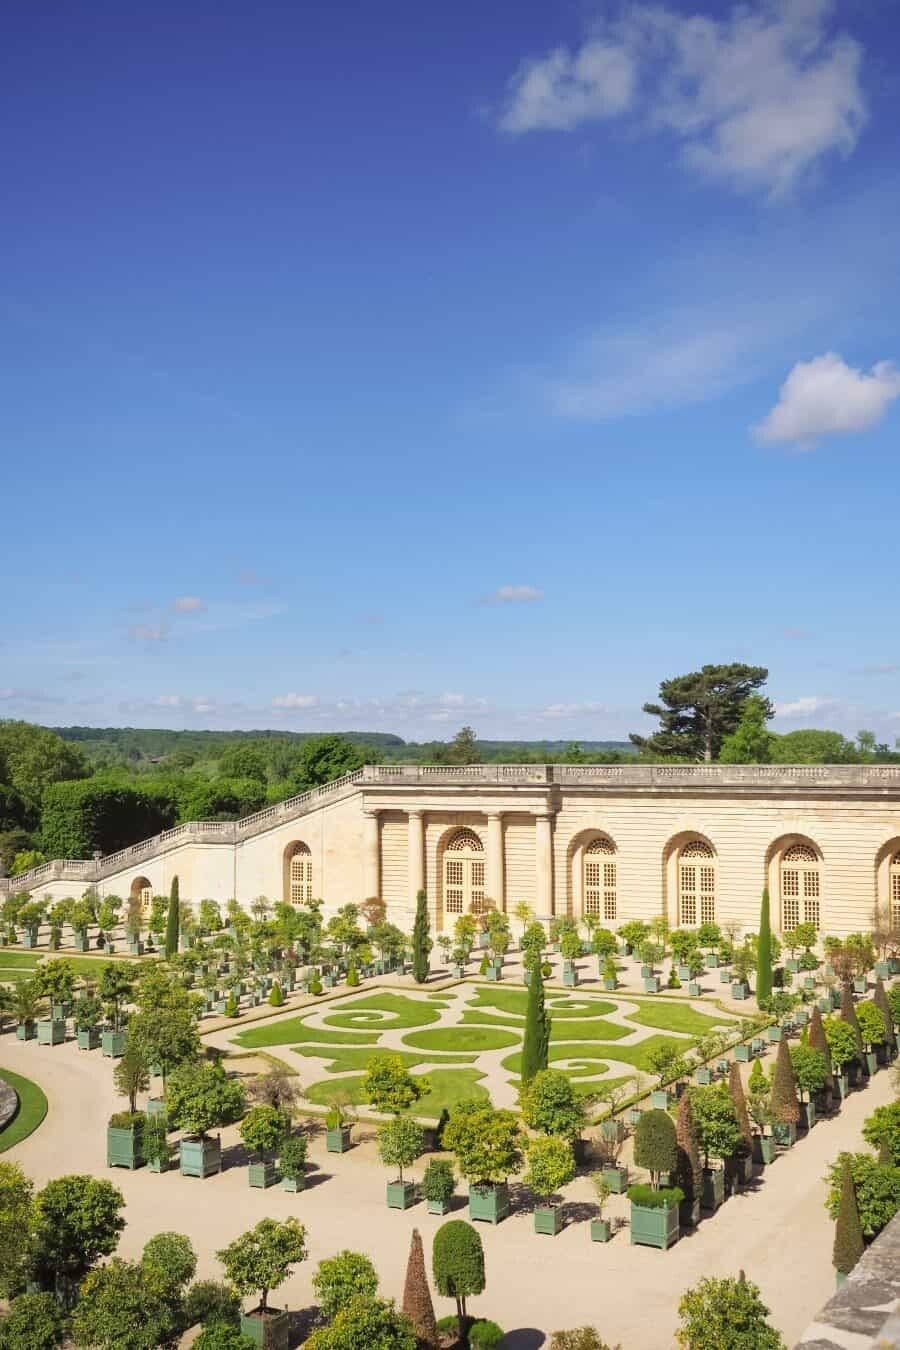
left=728, top=1061, right=753, bottom=1155
left=874, top=977, right=896, bottom=1052
left=403, top=1227, right=437, bottom=1348
left=412, top=890, right=431, bottom=985
left=808, top=1006, right=834, bottom=1092
left=520, top=968, right=550, bottom=1083
left=770, top=1036, right=800, bottom=1125
left=673, top=1092, right=702, bottom=1205
left=165, top=876, right=180, bottom=959
left=756, top=888, right=773, bottom=1004
left=268, top=981, right=284, bottom=1007
left=833, top=1160, right=864, bottom=1276
left=634, top=1108, right=677, bottom=1188
left=840, top=983, right=865, bottom=1063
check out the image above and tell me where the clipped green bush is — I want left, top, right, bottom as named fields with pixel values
left=469, top=1320, right=506, bottom=1348
left=626, top=1183, right=683, bottom=1209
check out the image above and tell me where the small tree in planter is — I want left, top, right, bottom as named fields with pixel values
left=857, top=1000, right=887, bottom=1075
left=633, top=1108, right=677, bottom=1188
left=279, top=1134, right=308, bottom=1193
left=525, top=1135, right=575, bottom=1235
left=98, top=963, right=134, bottom=1055
left=240, top=1105, right=289, bottom=1189
left=673, top=1092, right=703, bottom=1228
left=589, top=1174, right=613, bottom=1242
left=519, top=1068, right=585, bottom=1145
left=13, top=978, right=45, bottom=1039
left=95, top=896, right=120, bottom=950
left=363, top=1054, right=424, bottom=1116
left=402, top=1227, right=438, bottom=1349
left=840, top=983, right=866, bottom=1072
left=312, top=1249, right=378, bottom=1321
left=422, top=1158, right=455, bottom=1215
left=443, top=1105, right=523, bottom=1224
left=74, top=992, right=103, bottom=1050
left=689, top=1084, right=742, bottom=1212
left=808, top=1005, right=835, bottom=1105
left=727, top=1061, right=753, bottom=1186
left=411, top=889, right=432, bottom=984
left=619, top=919, right=649, bottom=955
left=113, top=1042, right=149, bottom=1113
left=379, top=1116, right=425, bottom=1209
left=168, top=1061, right=246, bottom=1178
left=833, top=1159, right=864, bottom=1284
left=142, top=1113, right=175, bottom=1174
left=825, top=1016, right=858, bottom=1099
left=70, top=897, right=95, bottom=951
left=862, top=1102, right=900, bottom=1166
left=747, top=1061, right=774, bottom=1164
left=17, top=900, right=45, bottom=948
left=432, top=1219, right=485, bottom=1345
left=676, top=1273, right=785, bottom=1349
left=324, top=1092, right=356, bottom=1153
left=216, top=1217, right=307, bottom=1350
left=825, top=1151, right=900, bottom=1240
left=106, top=1108, right=146, bottom=1169
left=247, top=1063, right=303, bottom=1123
left=34, top=958, right=76, bottom=1019
left=789, top=1045, right=828, bottom=1129
left=770, top=1036, right=800, bottom=1146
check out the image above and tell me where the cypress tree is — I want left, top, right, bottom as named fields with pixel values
left=808, top=1006, right=834, bottom=1100
left=411, top=889, right=432, bottom=985
left=833, top=1159, right=864, bottom=1276
left=728, top=1061, right=753, bottom=1156
left=874, top=977, right=896, bottom=1052
left=402, top=1227, right=437, bottom=1348
left=840, top=983, right=865, bottom=1065
left=164, top=876, right=180, bottom=959
left=673, top=1092, right=702, bottom=1215
left=770, top=1035, right=800, bottom=1125
left=756, top=887, right=773, bottom=1004
left=520, top=966, right=550, bottom=1083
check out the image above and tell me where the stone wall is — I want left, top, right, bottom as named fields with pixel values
left=795, top=1210, right=900, bottom=1347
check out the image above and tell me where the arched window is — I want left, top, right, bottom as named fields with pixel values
left=443, top=829, right=485, bottom=916
left=780, top=844, right=821, bottom=931
left=287, top=843, right=312, bottom=905
left=130, top=876, right=153, bottom=918
left=584, top=839, right=617, bottom=921
left=678, top=840, right=715, bottom=927
left=890, top=851, right=900, bottom=929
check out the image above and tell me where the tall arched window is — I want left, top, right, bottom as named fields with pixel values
left=443, top=829, right=485, bottom=916
left=130, top=876, right=153, bottom=918
left=780, top=844, right=821, bottom=931
left=678, top=841, right=715, bottom=927
left=584, top=838, right=617, bottom=921
left=890, top=851, right=900, bottom=929
left=287, top=843, right=312, bottom=905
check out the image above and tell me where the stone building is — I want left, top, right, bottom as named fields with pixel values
left=3, top=763, right=900, bottom=938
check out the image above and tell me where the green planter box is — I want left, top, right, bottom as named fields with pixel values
left=107, top=1124, right=144, bottom=1169
left=426, top=1197, right=451, bottom=1215
left=679, top=1196, right=701, bottom=1229
left=768, top=1024, right=782, bottom=1042
left=719, top=969, right=732, bottom=983
left=771, top=1122, right=797, bottom=1148
left=77, top=1026, right=101, bottom=1050
left=16, top=1021, right=37, bottom=1041
left=51, top=1002, right=71, bottom=1021
left=600, top=1119, right=625, bottom=1144
left=214, top=1000, right=227, bottom=1015
left=735, top=1044, right=750, bottom=1062
left=731, top=982, right=748, bottom=1000
left=818, top=997, right=832, bottom=1013
left=239, top=1308, right=290, bottom=1350
left=128, top=940, right=144, bottom=955
left=180, top=1136, right=222, bottom=1178
left=694, top=1067, right=712, bottom=1085
left=249, top=1161, right=279, bottom=1189
left=37, top=1018, right=66, bottom=1046
left=643, top=976, right=660, bottom=993
left=640, top=964, right=652, bottom=978
left=101, top=1030, right=126, bottom=1058
left=874, top=961, right=890, bottom=978
left=485, top=966, right=501, bottom=982
left=563, top=969, right=577, bottom=988
left=794, top=1009, right=808, bottom=1027
left=753, top=1134, right=774, bottom=1165
left=146, top=1098, right=167, bottom=1123
left=650, top=1089, right=670, bottom=1109
left=836, top=1072, right=850, bottom=1100
left=629, top=1200, right=679, bottom=1250
left=469, top=1182, right=509, bottom=1225
left=451, top=966, right=465, bottom=979
left=534, top=1204, right=562, bottom=1235
left=705, top=952, right=719, bottom=968
left=282, top=1173, right=306, bottom=1192
left=803, top=976, right=816, bottom=991
left=677, top=964, right=692, bottom=981
left=716, top=1059, right=729, bottom=1076
left=386, top=1180, right=416, bottom=1209
left=73, top=932, right=89, bottom=952
left=628, top=1106, right=643, bottom=1127
left=590, top=1217, right=612, bottom=1242
left=751, top=1038, right=765, bottom=1056
left=802, top=1100, right=816, bottom=1130
left=701, top=1168, right=725, bottom=1213
left=326, top=1125, right=353, bottom=1154
left=22, top=928, right=39, bottom=949
left=321, top=976, right=334, bottom=989
left=853, top=977, right=867, bottom=994
left=603, top=977, right=617, bottom=991
left=602, top=1165, right=628, bottom=1194
left=688, top=981, right=701, bottom=997
left=786, top=958, right=800, bottom=973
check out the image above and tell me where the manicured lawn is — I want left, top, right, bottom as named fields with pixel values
left=459, top=1010, right=526, bottom=1030
left=293, top=1046, right=477, bottom=1073
left=0, top=951, right=41, bottom=969
left=623, top=999, right=733, bottom=1035
left=502, top=1045, right=612, bottom=1076
left=547, top=1018, right=630, bottom=1042
left=305, top=1067, right=490, bottom=1118
left=234, top=1020, right=380, bottom=1049
left=543, top=997, right=617, bottom=1018
left=466, top=986, right=615, bottom=1018
left=592, top=1033, right=693, bottom=1073
left=324, top=992, right=443, bottom=1030
left=0, top=1069, right=48, bottom=1153
left=403, top=1026, right=520, bottom=1052
left=466, top=987, right=534, bottom=1016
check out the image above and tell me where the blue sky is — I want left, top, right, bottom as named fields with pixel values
left=2, top=0, right=899, bottom=743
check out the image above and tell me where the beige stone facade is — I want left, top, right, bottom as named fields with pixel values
left=5, top=763, right=900, bottom=937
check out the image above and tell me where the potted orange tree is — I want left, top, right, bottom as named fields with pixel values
left=444, top=1103, right=523, bottom=1225
left=525, top=1135, right=575, bottom=1236
left=628, top=1109, right=682, bottom=1250
left=217, top=1217, right=306, bottom=1350
left=240, top=1105, right=288, bottom=1189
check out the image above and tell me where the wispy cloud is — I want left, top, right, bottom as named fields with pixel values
left=272, top=692, right=319, bottom=709
left=483, top=584, right=545, bottom=604
left=498, top=0, right=866, bottom=198
left=172, top=595, right=205, bottom=613
left=129, top=623, right=168, bottom=643
left=0, top=687, right=62, bottom=705
left=774, top=695, right=834, bottom=718
left=540, top=701, right=608, bottom=718
left=854, top=663, right=898, bottom=676
left=755, top=352, right=900, bottom=448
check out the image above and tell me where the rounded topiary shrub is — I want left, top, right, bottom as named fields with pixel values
left=469, top=1319, right=505, bottom=1348
left=633, top=1108, right=677, bottom=1186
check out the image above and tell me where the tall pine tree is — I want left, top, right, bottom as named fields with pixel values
left=164, top=875, right=180, bottom=959
left=412, top=889, right=431, bottom=984
left=756, top=887, right=773, bottom=1004
left=521, top=966, right=550, bottom=1082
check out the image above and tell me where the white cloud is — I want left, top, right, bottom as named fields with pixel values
left=173, top=595, right=205, bottom=613
left=271, top=692, right=319, bottom=709
left=540, top=701, right=608, bottom=718
left=774, top=695, right=833, bottom=717
left=129, top=623, right=168, bottom=643
left=498, top=1, right=866, bottom=196
left=439, top=692, right=467, bottom=707
left=755, top=352, right=900, bottom=448
left=490, top=584, right=545, bottom=603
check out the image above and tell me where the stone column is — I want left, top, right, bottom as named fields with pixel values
left=407, top=809, right=425, bottom=906
left=363, top=809, right=380, bottom=900
left=486, top=812, right=504, bottom=910
left=535, top=810, right=554, bottom=920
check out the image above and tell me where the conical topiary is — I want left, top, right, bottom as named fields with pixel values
left=521, top=966, right=550, bottom=1083
left=874, top=977, right=896, bottom=1052
left=728, top=1061, right=753, bottom=1155
left=756, top=888, right=773, bottom=1004
left=770, top=1036, right=800, bottom=1125
left=833, top=1160, right=864, bottom=1276
left=840, top=983, right=865, bottom=1065
left=402, top=1227, right=438, bottom=1348
left=673, top=1091, right=702, bottom=1208
left=808, top=1006, right=834, bottom=1098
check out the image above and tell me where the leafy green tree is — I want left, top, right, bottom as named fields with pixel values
left=166, top=1063, right=245, bottom=1139
left=70, top=1258, right=181, bottom=1349
left=789, top=1046, right=829, bottom=1102
left=442, top=726, right=480, bottom=766
left=521, top=966, right=550, bottom=1082
left=0, top=720, right=88, bottom=812
left=862, top=1102, right=900, bottom=1167
left=378, top=1117, right=424, bottom=1184
left=0, top=1162, right=35, bottom=1298
left=183, top=1279, right=241, bottom=1330
left=217, top=744, right=268, bottom=784
left=313, top=1251, right=379, bottom=1322
left=411, top=889, right=431, bottom=984
left=857, top=1000, right=888, bottom=1053
left=113, top=1045, right=149, bottom=1113
left=363, top=1054, right=424, bottom=1115
left=689, top=1085, right=743, bottom=1170
left=524, top=1136, right=575, bottom=1205
left=443, top=1106, right=523, bottom=1188
left=718, top=694, right=777, bottom=764
left=824, top=1152, right=900, bottom=1238
left=874, top=978, right=897, bottom=1052
left=31, top=1175, right=125, bottom=1301
left=676, top=1273, right=785, bottom=1349
left=629, top=664, right=771, bottom=761
left=432, top=1220, right=485, bottom=1337
left=287, top=736, right=367, bottom=792
left=833, top=1160, right=865, bottom=1276
left=549, top=1332, right=617, bottom=1350
left=756, top=888, right=773, bottom=1003
left=0, top=1292, right=66, bottom=1350
left=239, top=1106, right=289, bottom=1163
left=126, top=1004, right=199, bottom=1091
left=304, top=1296, right=417, bottom=1350
left=142, top=1231, right=197, bottom=1289
left=769, top=729, right=856, bottom=764
left=808, top=1006, right=834, bottom=1095
left=519, top=1068, right=585, bottom=1142
left=634, top=1109, right=677, bottom=1187
left=216, top=1218, right=307, bottom=1315
left=165, top=877, right=180, bottom=958
left=193, top=1326, right=256, bottom=1350
left=40, top=779, right=176, bottom=859
left=673, top=1092, right=702, bottom=1211
left=825, top=1016, right=858, bottom=1074
left=98, top=961, right=134, bottom=1031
